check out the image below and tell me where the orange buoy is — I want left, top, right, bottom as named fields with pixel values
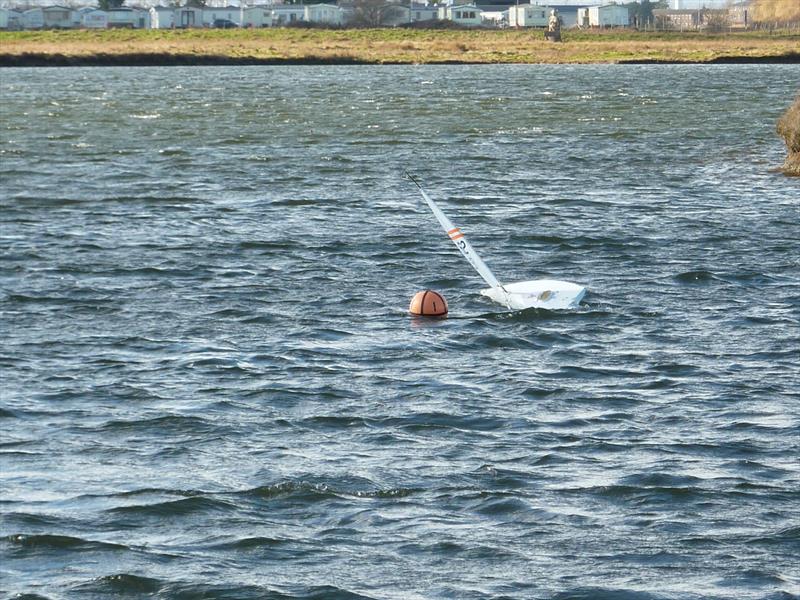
left=409, top=290, right=448, bottom=317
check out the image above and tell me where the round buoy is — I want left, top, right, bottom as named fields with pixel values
left=409, top=290, right=448, bottom=317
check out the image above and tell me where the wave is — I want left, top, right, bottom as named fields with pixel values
left=73, top=573, right=161, bottom=594
left=471, top=496, right=531, bottom=516
left=617, top=472, right=704, bottom=488
left=107, top=496, right=236, bottom=517
left=158, top=583, right=377, bottom=600
left=397, top=540, right=522, bottom=561
left=553, top=587, right=666, bottom=600
left=207, top=536, right=289, bottom=551
left=3, top=534, right=128, bottom=554
left=3, top=294, right=119, bottom=306
left=568, top=482, right=705, bottom=504
left=673, top=269, right=719, bottom=284
left=743, top=524, right=800, bottom=546
left=97, top=415, right=220, bottom=435
left=240, top=479, right=419, bottom=503
left=290, top=412, right=515, bottom=435
left=73, top=576, right=377, bottom=599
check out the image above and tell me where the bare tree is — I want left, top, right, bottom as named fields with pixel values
left=705, top=9, right=730, bottom=31
left=348, top=0, right=405, bottom=27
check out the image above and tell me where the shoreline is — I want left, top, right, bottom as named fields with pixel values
left=3, top=51, right=799, bottom=67
left=2, top=29, right=799, bottom=67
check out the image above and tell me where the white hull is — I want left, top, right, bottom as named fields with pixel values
left=481, top=279, right=586, bottom=310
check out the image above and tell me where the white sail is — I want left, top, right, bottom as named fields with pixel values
left=413, top=184, right=502, bottom=290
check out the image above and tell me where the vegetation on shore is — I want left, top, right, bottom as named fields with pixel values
left=1, top=28, right=799, bottom=66
left=777, top=94, right=800, bottom=176
left=751, top=0, right=800, bottom=24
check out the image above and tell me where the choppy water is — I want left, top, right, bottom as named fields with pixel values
left=1, top=64, right=799, bottom=599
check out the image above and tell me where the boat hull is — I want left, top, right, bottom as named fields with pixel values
left=480, top=279, right=586, bottom=310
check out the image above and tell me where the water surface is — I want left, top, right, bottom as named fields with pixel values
left=1, top=65, right=799, bottom=599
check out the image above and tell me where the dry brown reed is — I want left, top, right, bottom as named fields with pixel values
left=0, top=29, right=798, bottom=65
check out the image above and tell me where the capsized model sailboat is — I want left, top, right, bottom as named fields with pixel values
left=406, top=173, right=586, bottom=311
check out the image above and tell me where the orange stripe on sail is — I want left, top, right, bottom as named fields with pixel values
left=448, top=228, right=463, bottom=240
left=449, top=232, right=464, bottom=240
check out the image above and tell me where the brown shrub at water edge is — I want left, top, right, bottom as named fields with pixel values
left=777, top=94, right=800, bottom=176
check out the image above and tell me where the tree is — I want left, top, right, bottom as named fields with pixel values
left=98, top=0, right=125, bottom=10
left=624, top=0, right=664, bottom=28
left=705, top=9, right=730, bottom=32
left=184, top=0, right=207, bottom=7
left=348, top=0, right=405, bottom=27
left=640, top=0, right=654, bottom=23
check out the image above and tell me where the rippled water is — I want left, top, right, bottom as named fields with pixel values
left=1, top=65, right=799, bottom=599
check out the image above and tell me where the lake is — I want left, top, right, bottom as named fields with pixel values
left=1, top=64, right=799, bottom=599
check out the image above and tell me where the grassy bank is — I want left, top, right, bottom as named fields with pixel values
left=1, top=28, right=799, bottom=66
